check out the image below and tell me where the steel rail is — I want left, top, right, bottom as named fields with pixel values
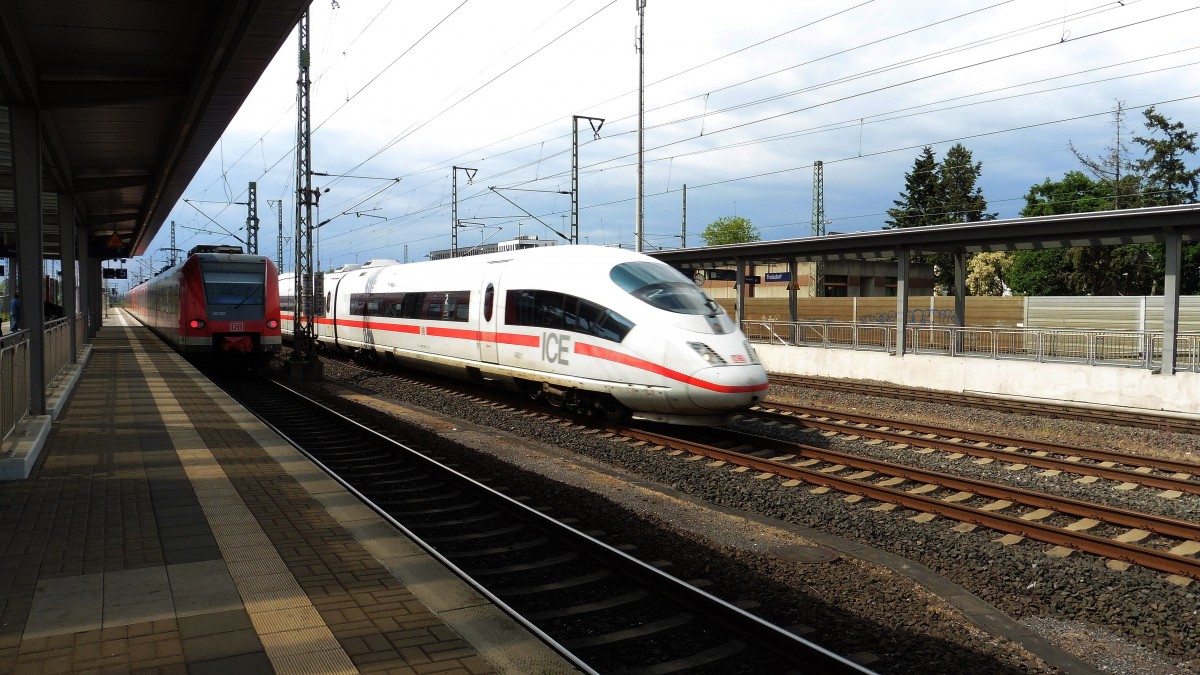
left=748, top=402, right=1200, bottom=495
left=612, top=427, right=1200, bottom=581
left=309, top=353, right=1200, bottom=578
left=234, top=369, right=874, bottom=674
left=769, top=374, right=1200, bottom=434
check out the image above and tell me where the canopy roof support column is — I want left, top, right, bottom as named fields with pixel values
left=953, top=250, right=966, bottom=328
left=78, top=221, right=95, bottom=339
left=60, top=194, right=78, bottom=361
left=735, top=259, right=746, bottom=326
left=954, top=249, right=967, bottom=353
left=1161, top=228, right=1180, bottom=374
left=788, top=258, right=799, bottom=345
left=895, top=249, right=909, bottom=356
left=12, top=105, right=46, bottom=415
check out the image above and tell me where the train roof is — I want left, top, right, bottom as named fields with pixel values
left=417, top=244, right=650, bottom=269
left=188, top=244, right=244, bottom=256
left=189, top=252, right=272, bottom=263
left=342, top=245, right=682, bottom=294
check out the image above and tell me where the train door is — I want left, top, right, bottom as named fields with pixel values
left=329, top=275, right=341, bottom=347
left=478, top=277, right=499, bottom=364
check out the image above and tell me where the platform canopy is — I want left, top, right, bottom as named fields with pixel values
left=0, top=0, right=308, bottom=260
left=649, top=204, right=1200, bottom=268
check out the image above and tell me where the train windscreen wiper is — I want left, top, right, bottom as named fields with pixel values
left=233, top=286, right=263, bottom=309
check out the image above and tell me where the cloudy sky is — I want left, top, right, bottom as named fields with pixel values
left=136, top=0, right=1200, bottom=278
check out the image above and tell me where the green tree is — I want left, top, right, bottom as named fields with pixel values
left=1020, top=171, right=1113, bottom=216
left=1013, top=108, right=1199, bottom=295
left=965, top=251, right=1010, bottom=296
left=940, top=143, right=996, bottom=224
left=1005, top=249, right=1072, bottom=296
left=1010, top=171, right=1106, bottom=295
left=700, top=216, right=760, bottom=246
left=1132, top=106, right=1200, bottom=206
left=1013, top=170, right=1158, bottom=295
left=1042, top=104, right=1172, bottom=295
left=885, top=146, right=941, bottom=229
left=1069, top=100, right=1145, bottom=209
left=886, top=144, right=994, bottom=292
left=1131, top=107, right=1200, bottom=293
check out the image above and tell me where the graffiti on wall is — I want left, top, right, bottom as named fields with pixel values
left=859, top=308, right=959, bottom=325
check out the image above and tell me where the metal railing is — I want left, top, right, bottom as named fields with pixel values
left=42, top=318, right=73, bottom=386
left=743, top=320, right=1200, bottom=373
left=1, top=317, right=79, bottom=443
left=1, top=330, right=31, bottom=443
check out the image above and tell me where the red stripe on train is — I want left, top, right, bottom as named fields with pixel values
left=281, top=314, right=762, bottom=393
left=574, top=341, right=768, bottom=394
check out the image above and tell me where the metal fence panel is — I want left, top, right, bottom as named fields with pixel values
left=1, top=332, right=30, bottom=443
left=742, top=320, right=1199, bottom=374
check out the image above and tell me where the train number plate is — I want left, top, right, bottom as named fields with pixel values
left=231, top=322, right=244, bottom=332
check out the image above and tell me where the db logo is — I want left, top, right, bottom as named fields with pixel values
left=231, top=322, right=244, bottom=331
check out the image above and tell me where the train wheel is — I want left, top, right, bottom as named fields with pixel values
left=593, top=397, right=629, bottom=426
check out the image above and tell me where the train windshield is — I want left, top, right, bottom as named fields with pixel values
left=200, top=261, right=265, bottom=320
left=610, top=261, right=722, bottom=316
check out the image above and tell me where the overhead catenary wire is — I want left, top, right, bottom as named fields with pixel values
left=183, top=0, right=1124, bottom=201
left=166, top=0, right=1198, bottom=265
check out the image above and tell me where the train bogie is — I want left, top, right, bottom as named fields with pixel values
left=281, top=245, right=768, bottom=425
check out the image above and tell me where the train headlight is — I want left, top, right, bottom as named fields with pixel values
left=189, top=319, right=206, bottom=329
left=688, top=342, right=726, bottom=365
left=266, top=319, right=279, bottom=329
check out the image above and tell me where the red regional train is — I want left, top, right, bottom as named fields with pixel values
left=282, top=244, right=768, bottom=425
left=126, top=245, right=281, bottom=363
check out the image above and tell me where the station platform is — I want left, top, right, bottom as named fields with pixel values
left=0, top=313, right=575, bottom=674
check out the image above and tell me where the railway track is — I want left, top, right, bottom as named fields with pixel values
left=215, top=371, right=873, bottom=675
left=748, top=401, right=1200, bottom=496
left=305, top=352, right=1200, bottom=580
left=769, top=374, right=1200, bottom=434
left=613, top=424, right=1200, bottom=583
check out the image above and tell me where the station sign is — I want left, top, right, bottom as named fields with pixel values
left=704, top=269, right=761, bottom=283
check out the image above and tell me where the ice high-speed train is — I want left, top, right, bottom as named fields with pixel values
left=281, top=245, right=768, bottom=425
left=126, top=245, right=282, bottom=362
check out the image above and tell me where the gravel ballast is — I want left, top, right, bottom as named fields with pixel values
left=278, top=355, right=1199, bottom=675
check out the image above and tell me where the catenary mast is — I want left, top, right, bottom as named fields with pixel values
left=290, top=9, right=321, bottom=377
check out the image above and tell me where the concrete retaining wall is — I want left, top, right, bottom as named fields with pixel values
left=758, top=343, right=1200, bottom=418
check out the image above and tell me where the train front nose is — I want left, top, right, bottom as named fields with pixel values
left=686, top=364, right=769, bottom=411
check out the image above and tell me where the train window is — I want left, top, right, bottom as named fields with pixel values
left=534, top=291, right=565, bottom=329
left=400, top=293, right=425, bottom=319
left=610, top=261, right=721, bottom=316
left=506, top=290, right=535, bottom=325
left=506, top=290, right=633, bottom=343
left=204, top=270, right=264, bottom=306
left=483, top=284, right=494, bottom=322
left=579, top=300, right=633, bottom=342
left=350, top=292, right=415, bottom=318
left=561, top=296, right=583, bottom=332
left=199, top=261, right=266, bottom=320
left=443, top=291, right=470, bottom=322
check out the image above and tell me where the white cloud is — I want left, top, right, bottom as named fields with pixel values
left=148, top=0, right=1200, bottom=271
